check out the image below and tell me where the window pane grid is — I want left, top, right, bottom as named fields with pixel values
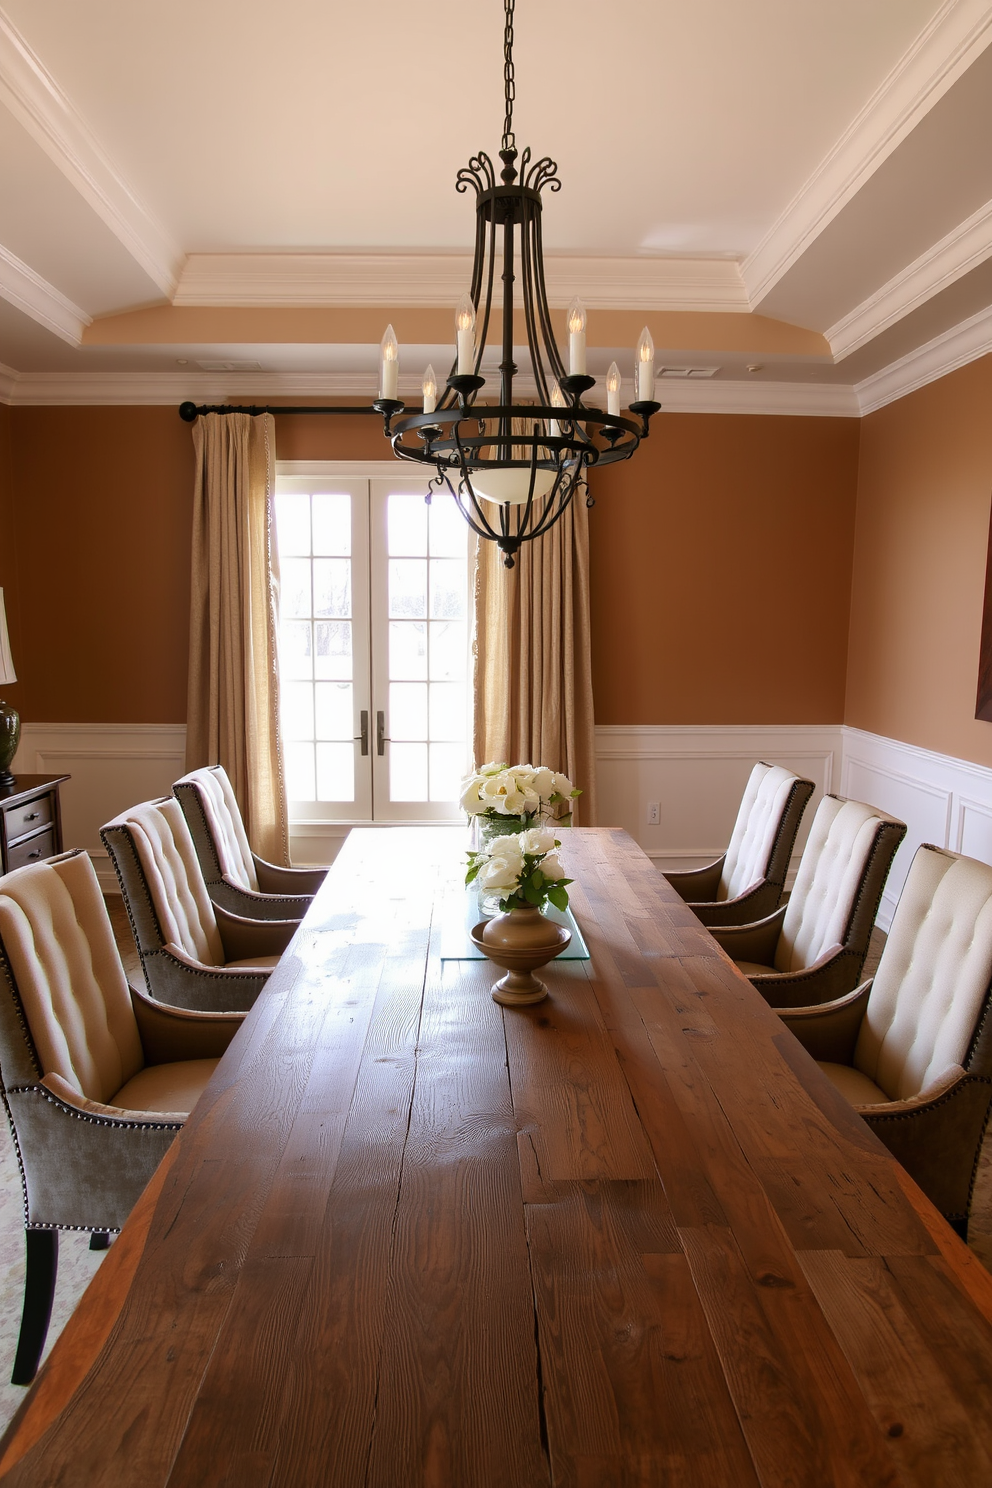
left=384, top=494, right=469, bottom=805
left=277, top=490, right=355, bottom=804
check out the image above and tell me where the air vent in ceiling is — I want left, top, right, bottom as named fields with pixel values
left=196, top=359, right=263, bottom=372
left=658, top=366, right=719, bottom=379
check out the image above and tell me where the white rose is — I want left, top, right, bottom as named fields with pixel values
left=518, top=826, right=558, bottom=855
left=480, top=761, right=506, bottom=777
left=552, top=771, right=575, bottom=799
left=477, top=855, right=522, bottom=894
left=480, top=772, right=528, bottom=815
left=459, top=776, right=487, bottom=813
left=531, top=767, right=555, bottom=801
left=538, top=851, right=567, bottom=881
left=486, top=834, right=524, bottom=864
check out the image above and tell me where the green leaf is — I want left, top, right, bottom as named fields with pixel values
left=465, top=863, right=480, bottom=885
left=522, top=882, right=542, bottom=905
left=547, top=885, right=569, bottom=911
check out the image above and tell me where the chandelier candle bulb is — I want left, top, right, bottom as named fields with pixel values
left=455, top=294, right=477, bottom=376
left=548, top=377, right=566, bottom=439
left=422, top=365, right=438, bottom=415
left=566, top=298, right=587, bottom=376
left=380, top=325, right=399, bottom=400
left=606, top=362, right=621, bottom=417
left=637, top=327, right=655, bottom=403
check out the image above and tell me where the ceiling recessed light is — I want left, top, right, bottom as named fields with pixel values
left=176, top=358, right=188, bottom=366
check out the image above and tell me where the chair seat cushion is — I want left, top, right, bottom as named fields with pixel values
left=735, top=960, right=776, bottom=978
left=818, top=1061, right=888, bottom=1107
left=225, top=955, right=280, bottom=971
left=113, top=1058, right=220, bottom=1115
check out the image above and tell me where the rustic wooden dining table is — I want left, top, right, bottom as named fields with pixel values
left=3, top=825, right=992, bottom=1486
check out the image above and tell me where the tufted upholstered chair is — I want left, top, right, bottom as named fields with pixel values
left=0, top=849, right=243, bottom=1383
left=173, top=765, right=325, bottom=920
left=101, top=796, right=297, bottom=1013
left=711, top=795, right=906, bottom=1006
left=778, top=844, right=992, bottom=1237
left=664, top=762, right=815, bottom=926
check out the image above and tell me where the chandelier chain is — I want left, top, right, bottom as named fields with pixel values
left=502, top=0, right=516, bottom=153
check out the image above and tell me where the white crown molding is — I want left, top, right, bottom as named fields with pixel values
left=854, top=301, right=992, bottom=413
left=174, top=252, right=749, bottom=313
left=0, top=357, right=16, bottom=402
left=0, top=6, right=183, bottom=297
left=0, top=366, right=858, bottom=416
left=0, top=240, right=89, bottom=343
left=653, top=379, right=858, bottom=417
left=827, top=196, right=992, bottom=360
left=742, top=0, right=992, bottom=307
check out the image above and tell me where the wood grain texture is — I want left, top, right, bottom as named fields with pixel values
left=2, top=827, right=992, bottom=1486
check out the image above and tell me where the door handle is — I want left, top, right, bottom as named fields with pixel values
left=354, top=710, right=369, bottom=756
left=376, top=710, right=390, bottom=757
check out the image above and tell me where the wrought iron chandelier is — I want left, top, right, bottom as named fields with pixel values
left=373, top=0, right=661, bottom=567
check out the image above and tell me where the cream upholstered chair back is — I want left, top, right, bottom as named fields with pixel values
left=0, top=850, right=143, bottom=1104
left=775, top=796, right=891, bottom=974
left=854, top=845, right=992, bottom=1101
left=108, top=797, right=225, bottom=966
left=175, top=765, right=257, bottom=892
left=719, top=763, right=804, bottom=902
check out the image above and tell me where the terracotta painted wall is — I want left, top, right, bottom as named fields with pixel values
left=845, top=354, right=992, bottom=766
left=7, top=407, right=194, bottom=723
left=0, top=405, right=17, bottom=710
left=0, top=407, right=391, bottom=726
left=2, top=402, right=862, bottom=730
left=589, top=413, right=861, bottom=724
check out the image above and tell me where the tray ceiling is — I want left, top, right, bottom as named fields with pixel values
left=0, top=0, right=990, bottom=415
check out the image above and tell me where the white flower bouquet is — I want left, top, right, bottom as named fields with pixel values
left=465, top=827, right=574, bottom=914
left=459, top=762, right=581, bottom=830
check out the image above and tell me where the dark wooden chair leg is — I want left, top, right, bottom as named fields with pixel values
left=89, top=1231, right=111, bottom=1251
left=12, top=1229, right=58, bottom=1386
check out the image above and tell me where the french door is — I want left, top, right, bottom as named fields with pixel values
left=275, top=464, right=472, bottom=823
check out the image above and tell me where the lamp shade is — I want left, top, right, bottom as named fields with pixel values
left=0, top=590, right=15, bottom=688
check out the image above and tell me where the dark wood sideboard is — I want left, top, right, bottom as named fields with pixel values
left=0, top=775, right=69, bottom=874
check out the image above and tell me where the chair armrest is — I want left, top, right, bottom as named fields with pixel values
left=253, top=854, right=326, bottom=896
left=747, top=944, right=859, bottom=1009
left=130, top=983, right=243, bottom=1064
left=690, top=878, right=784, bottom=928
left=144, top=945, right=269, bottom=1012
left=212, top=875, right=312, bottom=922
left=6, top=1080, right=181, bottom=1229
left=775, top=979, right=872, bottom=1064
left=859, top=1071, right=992, bottom=1228
left=709, top=904, right=787, bottom=965
left=214, top=902, right=299, bottom=960
left=663, top=857, right=724, bottom=903
left=40, top=1072, right=186, bottom=1126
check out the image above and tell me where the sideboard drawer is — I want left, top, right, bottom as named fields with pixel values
left=7, top=827, right=55, bottom=870
left=3, top=793, right=53, bottom=845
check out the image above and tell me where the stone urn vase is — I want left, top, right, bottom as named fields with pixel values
left=470, top=906, right=571, bottom=1007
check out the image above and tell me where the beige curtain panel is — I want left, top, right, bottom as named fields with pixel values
left=186, top=412, right=290, bottom=866
left=473, top=494, right=597, bottom=824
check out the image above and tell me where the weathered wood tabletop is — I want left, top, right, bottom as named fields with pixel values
left=3, top=826, right=992, bottom=1486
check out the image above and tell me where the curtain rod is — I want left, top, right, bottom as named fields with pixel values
left=178, top=401, right=379, bottom=422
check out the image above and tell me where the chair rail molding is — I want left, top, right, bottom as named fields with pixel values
left=594, top=724, right=842, bottom=883
left=12, top=723, right=187, bottom=890
left=840, top=726, right=992, bottom=926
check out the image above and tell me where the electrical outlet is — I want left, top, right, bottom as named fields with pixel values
left=646, top=802, right=660, bottom=826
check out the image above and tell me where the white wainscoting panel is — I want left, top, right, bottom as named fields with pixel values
left=12, top=723, right=188, bottom=889
left=594, top=725, right=842, bottom=883
left=13, top=721, right=990, bottom=933
left=840, top=727, right=992, bottom=928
